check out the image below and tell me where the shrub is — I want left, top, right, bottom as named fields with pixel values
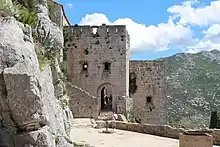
left=209, top=111, right=220, bottom=129
left=0, top=0, right=38, bottom=28
left=35, top=31, right=55, bottom=70
left=36, top=51, right=52, bottom=70
left=127, top=108, right=137, bottom=123
left=0, top=0, right=16, bottom=16
left=12, top=0, right=36, bottom=10
left=47, top=1, right=56, bottom=23
left=60, top=61, right=68, bottom=79
left=13, top=0, right=38, bottom=28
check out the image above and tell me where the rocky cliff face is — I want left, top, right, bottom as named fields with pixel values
left=0, top=0, right=73, bottom=146
left=164, top=50, right=220, bottom=128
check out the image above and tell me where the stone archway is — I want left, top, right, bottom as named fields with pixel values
left=97, top=83, right=114, bottom=112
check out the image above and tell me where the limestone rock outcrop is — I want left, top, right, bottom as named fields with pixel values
left=35, top=0, right=67, bottom=105
left=0, top=2, right=73, bottom=146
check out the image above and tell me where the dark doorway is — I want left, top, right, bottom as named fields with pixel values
left=101, top=87, right=105, bottom=110
left=100, top=87, right=112, bottom=111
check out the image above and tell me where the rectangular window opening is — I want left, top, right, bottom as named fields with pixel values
left=104, top=62, right=111, bottom=71
left=146, top=96, right=152, bottom=103
left=82, top=62, right=88, bottom=71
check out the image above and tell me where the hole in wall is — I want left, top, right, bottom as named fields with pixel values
left=146, top=96, right=152, bottom=103
left=84, top=49, right=89, bottom=55
left=135, top=118, right=141, bottom=123
left=82, top=62, right=88, bottom=71
left=92, top=28, right=98, bottom=34
left=104, top=62, right=111, bottom=71
left=129, top=72, right=138, bottom=96
left=95, top=40, right=100, bottom=45
left=121, top=36, right=125, bottom=41
left=147, top=67, right=152, bottom=71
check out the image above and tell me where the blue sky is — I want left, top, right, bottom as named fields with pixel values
left=57, top=0, right=220, bottom=60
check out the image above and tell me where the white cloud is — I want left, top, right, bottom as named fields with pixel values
left=186, top=24, right=220, bottom=53
left=66, top=3, right=73, bottom=8
left=186, top=40, right=220, bottom=53
left=80, top=13, right=109, bottom=26
left=80, top=13, right=195, bottom=53
left=203, top=24, right=220, bottom=39
left=168, top=0, right=220, bottom=26
left=78, top=0, right=220, bottom=54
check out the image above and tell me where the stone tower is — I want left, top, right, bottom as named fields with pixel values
left=64, top=24, right=131, bottom=118
left=129, top=61, right=167, bottom=124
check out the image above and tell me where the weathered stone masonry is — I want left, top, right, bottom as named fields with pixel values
left=64, top=24, right=130, bottom=118
left=129, top=61, right=167, bottom=124
left=64, top=24, right=167, bottom=124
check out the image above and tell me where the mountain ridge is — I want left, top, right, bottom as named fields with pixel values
left=163, top=49, right=220, bottom=128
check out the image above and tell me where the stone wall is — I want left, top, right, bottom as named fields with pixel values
left=129, top=60, right=167, bottom=124
left=67, top=83, right=99, bottom=118
left=64, top=24, right=130, bottom=115
left=179, top=133, right=213, bottom=147
left=109, top=121, right=220, bottom=145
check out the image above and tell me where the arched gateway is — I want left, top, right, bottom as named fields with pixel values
left=97, top=83, right=114, bottom=113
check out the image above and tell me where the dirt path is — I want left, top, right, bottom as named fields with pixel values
left=71, top=127, right=179, bottom=147
left=70, top=119, right=219, bottom=147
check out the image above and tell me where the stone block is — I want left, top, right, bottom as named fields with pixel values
left=179, top=133, right=213, bottom=147
left=95, top=120, right=106, bottom=129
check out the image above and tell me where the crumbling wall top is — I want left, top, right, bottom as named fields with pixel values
left=64, top=24, right=129, bottom=36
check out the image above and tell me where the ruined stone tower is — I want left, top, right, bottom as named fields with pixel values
left=129, top=61, right=167, bottom=124
left=64, top=24, right=167, bottom=124
left=64, top=24, right=131, bottom=118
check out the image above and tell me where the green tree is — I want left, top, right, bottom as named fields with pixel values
left=12, top=0, right=36, bottom=10
left=209, top=111, right=220, bottom=129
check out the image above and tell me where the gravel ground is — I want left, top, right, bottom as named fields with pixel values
left=71, top=119, right=219, bottom=147
left=71, top=127, right=180, bottom=147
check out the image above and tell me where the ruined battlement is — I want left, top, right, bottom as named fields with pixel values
left=65, top=23, right=166, bottom=124
left=64, top=24, right=129, bottom=37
